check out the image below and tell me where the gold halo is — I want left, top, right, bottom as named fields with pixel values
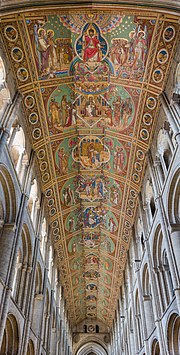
left=38, top=27, right=46, bottom=35
left=87, top=26, right=97, bottom=36
left=47, top=29, right=54, bottom=36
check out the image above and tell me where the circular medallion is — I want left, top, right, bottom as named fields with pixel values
left=40, top=161, right=47, bottom=171
left=45, top=188, right=52, bottom=198
left=133, top=173, right=140, bottom=183
left=53, top=228, right=59, bottom=235
left=4, top=26, right=18, bottom=42
left=146, top=96, right=156, bottom=110
left=163, top=26, right=175, bottom=42
left=140, top=128, right=149, bottom=141
left=127, top=208, right=133, bottom=217
left=17, top=67, right=28, bottom=82
left=52, top=220, right=58, bottom=228
left=11, top=47, right=24, bottom=62
left=125, top=220, right=131, bottom=228
left=24, top=95, right=35, bottom=108
left=37, top=149, right=45, bottom=160
left=152, top=68, right=163, bottom=83
left=130, top=189, right=136, bottom=198
left=157, top=48, right=169, bottom=64
left=32, top=128, right=41, bottom=140
left=143, top=113, right=152, bottom=126
left=29, top=112, right=38, bottom=125
left=136, top=150, right=145, bottom=160
left=122, top=234, right=129, bottom=242
left=49, top=207, right=56, bottom=216
left=42, top=172, right=50, bottom=183
left=128, top=199, right=135, bottom=208
left=87, top=325, right=95, bottom=332
left=48, top=198, right=54, bottom=207
left=54, top=234, right=60, bottom=242
left=135, top=161, right=142, bottom=172
left=124, top=227, right=129, bottom=235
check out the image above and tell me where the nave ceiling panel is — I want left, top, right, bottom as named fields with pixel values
left=0, top=6, right=179, bottom=326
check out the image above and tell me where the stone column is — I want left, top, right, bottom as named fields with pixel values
left=0, top=194, right=28, bottom=347
left=143, top=295, right=154, bottom=335
left=138, top=193, right=169, bottom=355
left=134, top=260, right=150, bottom=355
left=0, top=147, right=34, bottom=346
left=147, top=150, right=179, bottom=288
left=129, top=288, right=138, bottom=352
left=21, top=266, right=32, bottom=314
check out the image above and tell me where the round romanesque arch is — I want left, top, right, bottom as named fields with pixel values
left=168, top=168, right=180, bottom=224
left=167, top=313, right=180, bottom=355
left=0, top=164, right=16, bottom=223
left=1, top=313, right=20, bottom=355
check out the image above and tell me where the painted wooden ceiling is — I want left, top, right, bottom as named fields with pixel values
left=1, top=6, right=179, bottom=326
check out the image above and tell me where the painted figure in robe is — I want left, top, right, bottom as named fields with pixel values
left=83, top=27, right=101, bottom=62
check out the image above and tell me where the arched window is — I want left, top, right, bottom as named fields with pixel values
left=151, top=339, right=160, bottom=355
left=40, top=216, right=47, bottom=259
left=153, top=226, right=174, bottom=315
left=31, top=263, right=43, bottom=335
left=167, top=313, right=180, bottom=355
left=48, top=245, right=53, bottom=282
left=96, top=325, right=99, bottom=333
left=145, top=180, right=156, bottom=225
left=12, top=248, right=22, bottom=301
left=12, top=225, right=32, bottom=312
left=168, top=168, right=180, bottom=224
left=157, top=128, right=173, bottom=176
left=0, top=314, right=19, bottom=355
left=9, top=124, right=28, bottom=183
left=27, top=339, right=35, bottom=355
left=0, top=56, right=10, bottom=119
left=28, top=178, right=40, bottom=228
left=136, top=217, right=145, bottom=256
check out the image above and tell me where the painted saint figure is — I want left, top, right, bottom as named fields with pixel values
left=38, top=29, right=50, bottom=74
left=49, top=98, right=60, bottom=126
left=114, top=146, right=125, bottom=173
left=58, top=147, right=68, bottom=174
left=83, top=27, right=101, bottom=62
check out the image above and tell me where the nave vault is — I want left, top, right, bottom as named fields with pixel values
left=0, top=2, right=179, bottom=329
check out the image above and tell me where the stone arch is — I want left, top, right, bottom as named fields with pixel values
left=27, top=339, right=35, bottom=355
left=168, top=168, right=180, bottom=224
left=142, top=263, right=154, bottom=334
left=12, top=224, right=33, bottom=309
left=22, top=223, right=33, bottom=266
left=151, top=338, right=160, bottom=355
left=152, top=224, right=162, bottom=268
left=152, top=225, right=173, bottom=313
left=76, top=341, right=108, bottom=355
left=35, top=262, right=43, bottom=295
left=0, top=164, right=16, bottom=223
left=167, top=312, right=180, bottom=355
left=0, top=313, right=20, bottom=355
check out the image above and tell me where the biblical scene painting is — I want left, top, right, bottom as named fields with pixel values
left=23, top=11, right=161, bottom=323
